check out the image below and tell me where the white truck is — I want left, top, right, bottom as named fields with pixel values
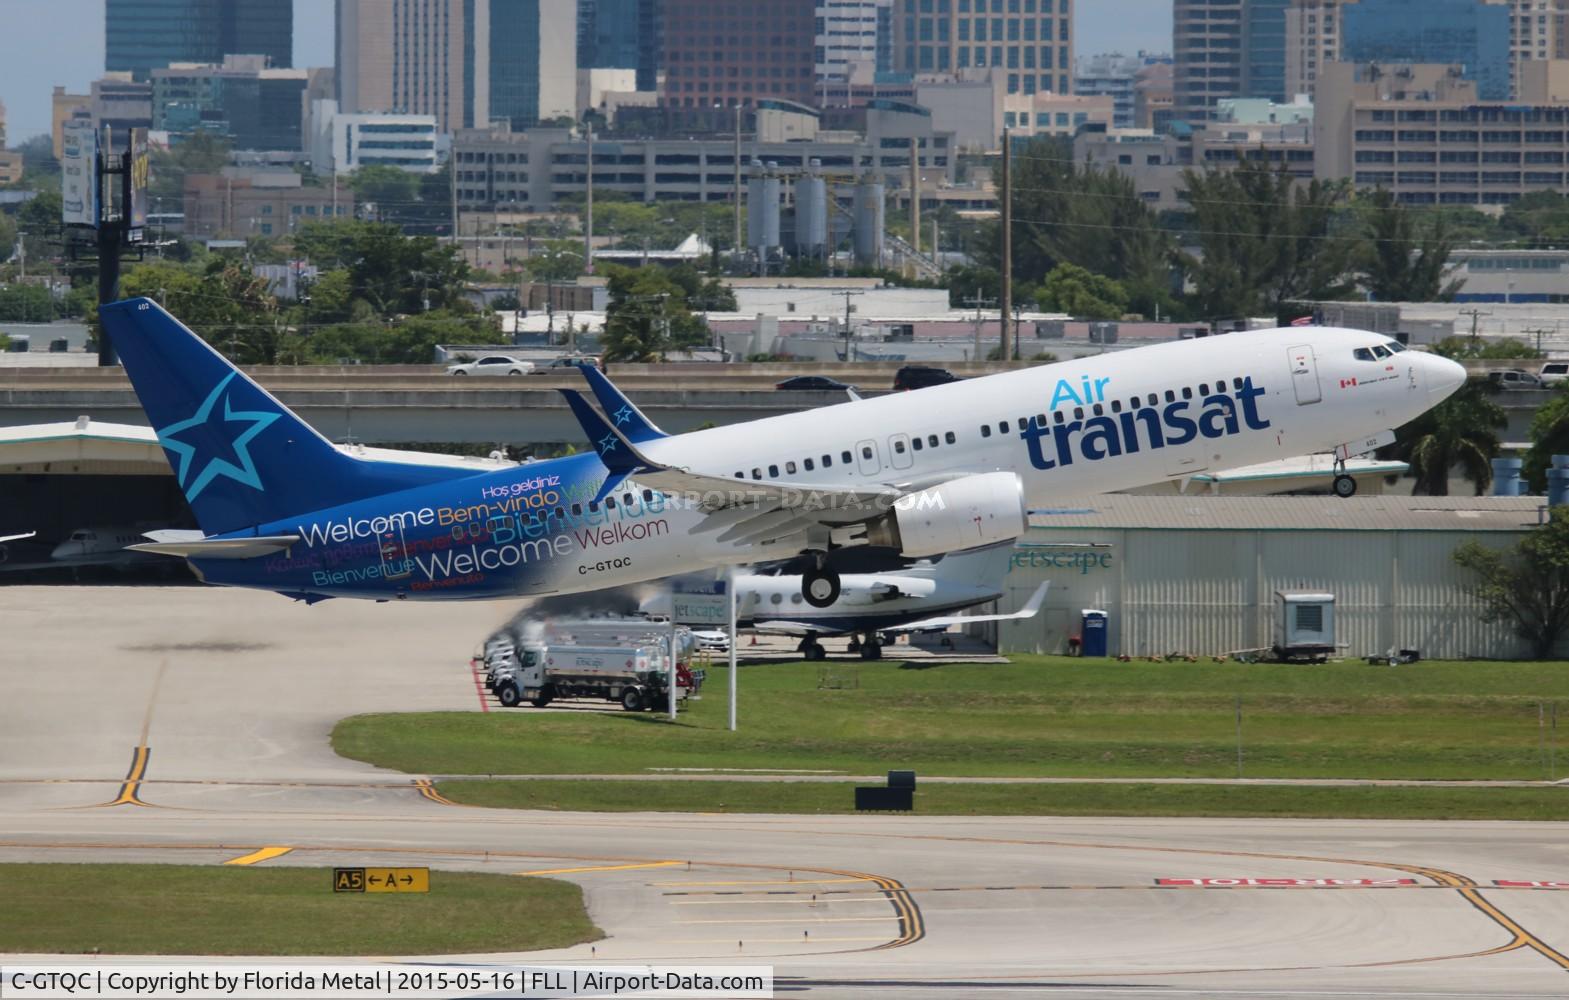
left=493, top=641, right=693, bottom=711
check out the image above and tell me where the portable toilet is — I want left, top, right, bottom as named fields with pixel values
left=1272, top=592, right=1335, bottom=662
left=1080, top=609, right=1109, bottom=657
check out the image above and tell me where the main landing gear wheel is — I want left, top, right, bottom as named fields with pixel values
left=858, top=636, right=884, bottom=660
left=1332, top=473, right=1358, bottom=498
left=802, top=641, right=827, bottom=661
left=802, top=568, right=841, bottom=608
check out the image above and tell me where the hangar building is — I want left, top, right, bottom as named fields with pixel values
left=999, top=495, right=1547, bottom=661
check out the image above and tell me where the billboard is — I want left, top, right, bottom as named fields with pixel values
left=672, top=578, right=730, bottom=626
left=127, top=128, right=149, bottom=234
left=60, top=122, right=99, bottom=229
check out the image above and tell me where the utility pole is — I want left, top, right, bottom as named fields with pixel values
left=1460, top=307, right=1491, bottom=349
left=909, top=137, right=920, bottom=260
left=834, top=288, right=864, bottom=360
left=1526, top=327, right=1553, bottom=356
left=965, top=291, right=996, bottom=362
left=449, top=146, right=458, bottom=251
left=1000, top=125, right=1013, bottom=363
left=585, top=123, right=595, bottom=275
left=733, top=104, right=743, bottom=270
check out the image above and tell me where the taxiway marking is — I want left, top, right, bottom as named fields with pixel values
left=223, top=846, right=294, bottom=866
left=516, top=861, right=684, bottom=876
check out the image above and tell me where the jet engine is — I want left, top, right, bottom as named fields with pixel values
left=865, top=472, right=1027, bottom=558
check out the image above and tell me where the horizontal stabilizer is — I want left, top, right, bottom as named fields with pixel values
left=128, top=534, right=302, bottom=560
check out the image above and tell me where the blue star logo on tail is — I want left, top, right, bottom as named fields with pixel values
left=155, top=372, right=281, bottom=502
left=612, top=405, right=634, bottom=426
left=598, top=431, right=619, bottom=456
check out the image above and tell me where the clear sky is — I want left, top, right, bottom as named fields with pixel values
left=0, top=0, right=1172, bottom=146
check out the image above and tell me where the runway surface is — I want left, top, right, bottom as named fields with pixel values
left=4, top=586, right=1569, bottom=999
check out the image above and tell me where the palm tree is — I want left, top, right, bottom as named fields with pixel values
left=1391, top=382, right=1506, bottom=495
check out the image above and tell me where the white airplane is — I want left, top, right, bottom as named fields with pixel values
left=100, top=299, right=1464, bottom=606
left=0, top=526, right=167, bottom=575
left=736, top=546, right=1047, bottom=660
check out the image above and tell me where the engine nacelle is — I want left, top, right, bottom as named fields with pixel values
left=865, top=472, right=1027, bottom=558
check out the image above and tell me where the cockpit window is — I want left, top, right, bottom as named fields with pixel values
left=1385, top=341, right=1407, bottom=353
left=1373, top=345, right=1392, bottom=359
left=1353, top=348, right=1376, bottom=362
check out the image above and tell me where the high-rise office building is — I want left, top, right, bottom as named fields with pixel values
left=1341, top=0, right=1512, bottom=99
left=490, top=0, right=578, bottom=128
left=1173, top=0, right=1243, bottom=121
left=660, top=0, right=816, bottom=108
left=336, top=0, right=489, bottom=132
left=1243, top=0, right=1291, bottom=102
left=106, top=0, right=292, bottom=78
left=817, top=1, right=893, bottom=89
left=890, top=0, right=1074, bottom=97
left=577, top=0, right=660, bottom=92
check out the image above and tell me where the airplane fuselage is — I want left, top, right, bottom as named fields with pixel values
left=194, top=328, right=1458, bottom=601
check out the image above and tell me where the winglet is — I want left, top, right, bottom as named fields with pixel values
left=581, top=366, right=666, bottom=443
left=559, top=389, right=644, bottom=475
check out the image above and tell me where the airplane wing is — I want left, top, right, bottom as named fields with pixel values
left=0, top=532, right=35, bottom=544
left=128, top=533, right=303, bottom=560
left=751, top=619, right=852, bottom=638
left=880, top=581, right=1051, bottom=634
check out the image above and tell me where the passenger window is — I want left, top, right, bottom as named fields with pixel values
left=606, top=497, right=616, bottom=508
left=805, top=457, right=815, bottom=470
left=786, top=461, right=797, bottom=474
left=642, top=490, right=654, bottom=502
left=790, top=593, right=803, bottom=604
left=997, top=421, right=1008, bottom=434
left=1054, top=411, right=1065, bottom=424
left=894, top=440, right=906, bottom=454
left=752, top=468, right=762, bottom=479
left=1164, top=389, right=1175, bottom=403
left=588, top=501, right=599, bottom=513
left=1181, top=387, right=1193, bottom=400
left=823, top=454, right=833, bottom=467
left=734, top=472, right=743, bottom=479
left=1073, top=407, right=1084, bottom=419
left=1232, top=377, right=1243, bottom=390
left=1353, top=348, right=1375, bottom=361
left=622, top=493, right=633, bottom=505
left=1111, top=400, right=1122, bottom=413
left=1199, top=383, right=1209, bottom=395
left=770, top=593, right=783, bottom=605
left=982, top=425, right=992, bottom=438
left=554, top=507, right=565, bottom=519
left=1092, top=403, right=1104, bottom=417
left=911, top=438, right=923, bottom=451
left=768, top=464, right=779, bottom=477
left=861, top=446, right=873, bottom=460
left=841, top=450, right=852, bottom=463
left=1148, top=393, right=1158, bottom=406
left=1037, top=413, right=1048, bottom=426
left=945, top=431, right=956, bottom=444
left=928, top=435, right=938, bottom=447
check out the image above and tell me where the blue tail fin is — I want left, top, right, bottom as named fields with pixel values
left=100, top=298, right=480, bottom=535
left=581, top=366, right=665, bottom=443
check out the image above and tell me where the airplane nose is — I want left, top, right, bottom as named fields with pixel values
left=1426, top=353, right=1467, bottom=402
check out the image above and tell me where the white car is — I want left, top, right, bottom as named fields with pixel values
left=689, top=629, right=731, bottom=653
left=447, top=355, right=534, bottom=376
left=1540, top=361, right=1569, bottom=385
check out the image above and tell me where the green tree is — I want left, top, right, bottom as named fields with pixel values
left=1359, top=188, right=1463, bottom=302
left=291, top=220, right=470, bottom=317
left=666, top=263, right=736, bottom=312
left=1390, top=382, right=1506, bottom=495
left=525, top=239, right=586, bottom=282
left=305, top=311, right=497, bottom=365
left=599, top=265, right=712, bottom=362
left=1037, top=262, right=1129, bottom=320
left=0, top=213, right=17, bottom=263
left=148, top=131, right=231, bottom=204
left=1181, top=158, right=1356, bottom=319
left=1499, top=190, right=1569, bottom=246
left=1522, top=390, right=1569, bottom=489
left=1454, top=509, right=1569, bottom=658
left=119, top=258, right=292, bottom=363
left=1431, top=336, right=1543, bottom=361
left=349, top=165, right=421, bottom=220
left=0, top=284, right=54, bottom=322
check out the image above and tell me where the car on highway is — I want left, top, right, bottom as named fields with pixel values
left=536, top=356, right=602, bottom=372
left=1488, top=369, right=1546, bottom=390
left=893, top=365, right=961, bottom=391
left=446, top=355, right=534, bottom=376
left=1540, top=361, right=1569, bottom=386
left=775, top=375, right=857, bottom=392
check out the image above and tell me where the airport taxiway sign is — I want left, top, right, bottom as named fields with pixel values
left=333, top=867, right=430, bottom=893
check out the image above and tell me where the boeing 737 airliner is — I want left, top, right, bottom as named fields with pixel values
left=100, top=298, right=1465, bottom=606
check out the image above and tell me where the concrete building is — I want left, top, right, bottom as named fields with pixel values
left=182, top=171, right=354, bottom=238
left=817, top=0, right=894, bottom=90
left=1174, top=0, right=1244, bottom=122
left=1284, top=0, right=1343, bottom=101
left=335, top=0, right=489, bottom=132
left=890, top=0, right=1073, bottom=97
left=490, top=0, right=579, bottom=128
left=1003, top=92, right=1114, bottom=138
left=1134, top=62, right=1175, bottom=131
left=51, top=88, right=92, bottom=160
left=106, top=0, right=292, bottom=78
left=660, top=0, right=817, bottom=108
left=1076, top=52, right=1172, bottom=129
left=452, top=102, right=956, bottom=210
left=913, top=73, right=1002, bottom=151
left=999, top=495, right=1549, bottom=660
left=1341, top=0, right=1513, bottom=100
left=1448, top=249, right=1569, bottom=304
left=150, top=56, right=309, bottom=150
left=305, top=100, right=442, bottom=174
left=90, top=76, right=154, bottom=136
left=1314, top=60, right=1569, bottom=205
left=0, top=153, right=21, bottom=187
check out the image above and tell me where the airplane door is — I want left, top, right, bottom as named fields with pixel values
left=379, top=522, right=412, bottom=580
left=888, top=433, right=914, bottom=471
left=1288, top=344, right=1322, bottom=405
left=855, top=438, right=881, bottom=476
